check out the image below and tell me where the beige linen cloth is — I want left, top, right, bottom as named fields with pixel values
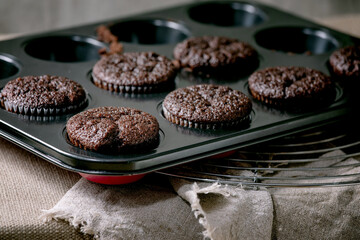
left=0, top=138, right=89, bottom=239
left=2, top=135, right=360, bottom=239
left=40, top=176, right=273, bottom=240
left=39, top=150, right=360, bottom=239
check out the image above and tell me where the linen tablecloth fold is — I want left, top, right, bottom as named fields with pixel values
left=171, top=180, right=273, bottom=240
left=41, top=150, right=360, bottom=240
left=41, top=176, right=204, bottom=240
left=40, top=174, right=273, bottom=240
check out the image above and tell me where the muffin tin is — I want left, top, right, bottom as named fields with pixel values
left=0, top=1, right=358, bottom=177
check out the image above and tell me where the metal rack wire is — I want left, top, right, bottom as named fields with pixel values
left=157, top=121, right=360, bottom=187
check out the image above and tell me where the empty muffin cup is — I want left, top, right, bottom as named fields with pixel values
left=188, top=2, right=267, bottom=27
left=255, top=27, right=339, bottom=55
left=24, top=35, right=106, bottom=62
left=109, top=19, right=190, bottom=44
left=0, top=54, right=20, bottom=80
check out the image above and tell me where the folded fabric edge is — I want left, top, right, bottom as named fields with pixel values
left=184, top=182, right=226, bottom=239
left=171, top=179, right=273, bottom=240
left=40, top=208, right=97, bottom=237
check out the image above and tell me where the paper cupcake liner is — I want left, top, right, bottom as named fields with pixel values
left=1, top=98, right=87, bottom=116
left=249, top=88, right=335, bottom=108
left=92, top=74, right=173, bottom=94
left=18, top=114, right=62, bottom=122
left=163, top=106, right=250, bottom=130
left=249, top=89, right=283, bottom=106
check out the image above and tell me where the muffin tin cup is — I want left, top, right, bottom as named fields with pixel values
left=108, top=19, right=190, bottom=45
left=188, top=1, right=267, bottom=27
left=0, top=1, right=358, bottom=184
left=0, top=54, right=20, bottom=80
left=254, top=26, right=339, bottom=55
left=23, top=35, right=106, bottom=62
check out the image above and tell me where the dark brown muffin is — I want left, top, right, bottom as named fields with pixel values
left=92, top=52, right=177, bottom=93
left=162, top=84, right=252, bottom=129
left=173, top=36, right=258, bottom=75
left=66, top=106, right=159, bottom=153
left=0, top=75, right=86, bottom=115
left=329, top=45, right=360, bottom=81
left=248, top=66, right=334, bottom=107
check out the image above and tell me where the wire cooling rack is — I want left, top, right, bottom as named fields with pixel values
left=157, top=120, right=360, bottom=187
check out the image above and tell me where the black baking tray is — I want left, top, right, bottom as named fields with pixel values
left=0, top=1, right=358, bottom=176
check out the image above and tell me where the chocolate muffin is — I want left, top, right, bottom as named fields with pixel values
left=162, top=84, right=252, bottom=129
left=66, top=106, right=159, bottom=153
left=0, top=75, right=86, bottom=115
left=173, top=36, right=258, bottom=75
left=329, top=45, right=360, bottom=81
left=92, top=52, right=177, bottom=93
left=248, top=66, right=334, bottom=107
